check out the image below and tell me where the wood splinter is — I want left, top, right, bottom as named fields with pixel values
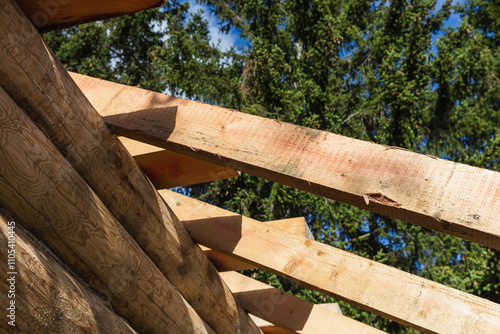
left=362, top=193, right=401, bottom=208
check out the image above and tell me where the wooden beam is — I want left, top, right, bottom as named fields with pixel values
left=119, top=137, right=239, bottom=188
left=249, top=315, right=294, bottom=334
left=72, top=72, right=500, bottom=251
left=171, top=195, right=312, bottom=271
left=0, top=87, right=214, bottom=333
left=15, top=0, right=164, bottom=32
left=170, top=193, right=310, bottom=271
left=161, top=189, right=500, bottom=334
left=249, top=304, right=341, bottom=333
left=0, top=210, right=138, bottom=333
left=0, top=2, right=259, bottom=333
left=196, top=217, right=310, bottom=272
left=220, top=272, right=384, bottom=334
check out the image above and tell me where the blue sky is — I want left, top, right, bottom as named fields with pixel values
left=437, top=0, right=464, bottom=28
left=187, top=0, right=243, bottom=52
left=186, top=0, right=465, bottom=52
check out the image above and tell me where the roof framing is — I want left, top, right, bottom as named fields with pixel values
left=1, top=0, right=499, bottom=332
left=72, top=72, right=500, bottom=251
left=162, top=189, right=500, bottom=334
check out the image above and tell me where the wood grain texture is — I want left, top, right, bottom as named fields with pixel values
left=0, top=2, right=259, bottom=333
left=221, top=272, right=384, bottom=334
left=0, top=86, right=214, bottom=333
left=0, top=209, right=138, bottom=334
left=161, top=189, right=500, bottom=334
left=72, top=72, right=500, bottom=251
left=196, top=218, right=310, bottom=272
left=15, top=0, right=164, bottom=32
left=119, top=137, right=239, bottom=188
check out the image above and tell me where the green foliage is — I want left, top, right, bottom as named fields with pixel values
left=44, top=1, right=243, bottom=105
left=46, top=1, right=500, bottom=332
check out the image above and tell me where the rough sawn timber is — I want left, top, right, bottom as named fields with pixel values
left=0, top=2, right=259, bottom=333
left=0, top=86, right=213, bottom=333
left=119, top=137, right=239, bottom=188
left=15, top=0, right=164, bottom=32
left=0, top=210, right=138, bottom=334
left=196, top=218, right=310, bottom=272
left=71, top=72, right=500, bottom=251
left=161, top=189, right=500, bottom=334
left=220, top=272, right=385, bottom=334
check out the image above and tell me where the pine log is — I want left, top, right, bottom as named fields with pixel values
left=0, top=86, right=214, bottom=333
left=119, top=137, right=239, bottom=188
left=15, top=0, right=164, bottom=32
left=0, top=1, right=259, bottom=333
left=0, top=209, right=138, bottom=333
left=221, top=272, right=385, bottom=334
left=72, top=72, right=500, bottom=251
left=161, top=189, right=500, bottom=334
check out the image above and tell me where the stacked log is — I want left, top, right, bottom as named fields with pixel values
left=0, top=209, right=137, bottom=333
left=0, top=0, right=259, bottom=332
left=0, top=84, right=213, bottom=333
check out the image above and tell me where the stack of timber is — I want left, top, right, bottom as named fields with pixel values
left=0, top=0, right=498, bottom=333
left=71, top=65, right=500, bottom=333
left=1, top=0, right=258, bottom=333
left=0, top=210, right=137, bottom=333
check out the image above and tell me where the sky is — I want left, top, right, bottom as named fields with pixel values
left=185, top=0, right=465, bottom=53
left=186, top=0, right=243, bottom=52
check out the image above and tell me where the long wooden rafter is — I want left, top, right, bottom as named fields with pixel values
left=119, top=137, right=239, bottom=188
left=220, top=272, right=384, bottom=334
left=162, top=189, right=500, bottom=334
left=197, top=217, right=311, bottom=272
left=15, top=0, right=164, bottom=32
left=71, top=72, right=500, bottom=251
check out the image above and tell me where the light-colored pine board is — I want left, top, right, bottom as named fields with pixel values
left=72, top=72, right=500, bottom=251
left=0, top=210, right=138, bottom=334
left=0, top=2, right=259, bottom=333
left=161, top=189, right=500, bottom=334
left=0, top=87, right=214, bottom=333
left=221, top=272, right=384, bottom=334
left=265, top=217, right=311, bottom=239
left=15, top=0, right=164, bottom=32
left=196, top=217, right=310, bottom=272
left=249, top=314, right=294, bottom=334
left=119, top=137, right=239, bottom=188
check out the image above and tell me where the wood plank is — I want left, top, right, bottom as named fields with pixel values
left=119, top=137, right=239, bottom=188
left=0, top=87, right=214, bottom=333
left=249, top=315, right=294, bottom=334
left=72, top=72, right=500, bottom=251
left=161, top=189, right=500, bottom=334
left=15, top=0, right=164, bottom=32
left=196, top=217, right=310, bottom=272
left=0, top=209, right=138, bottom=333
left=220, top=272, right=384, bottom=334
left=171, top=190, right=310, bottom=272
left=0, top=2, right=259, bottom=333
left=249, top=304, right=341, bottom=333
